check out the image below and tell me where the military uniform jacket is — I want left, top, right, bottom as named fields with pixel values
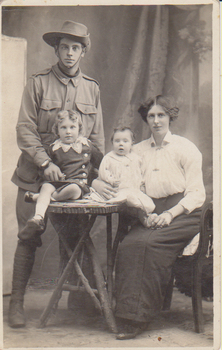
left=11, top=64, right=105, bottom=191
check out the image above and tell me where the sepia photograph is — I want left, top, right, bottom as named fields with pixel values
left=0, top=0, right=220, bottom=349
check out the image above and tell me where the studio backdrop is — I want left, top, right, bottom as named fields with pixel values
left=2, top=5, right=212, bottom=289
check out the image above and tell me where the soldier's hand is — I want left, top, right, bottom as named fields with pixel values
left=44, top=163, right=65, bottom=182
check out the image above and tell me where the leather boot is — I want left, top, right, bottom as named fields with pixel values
left=8, top=240, right=36, bottom=328
left=8, top=299, right=26, bottom=328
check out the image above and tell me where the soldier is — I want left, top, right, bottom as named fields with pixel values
left=9, top=20, right=105, bottom=328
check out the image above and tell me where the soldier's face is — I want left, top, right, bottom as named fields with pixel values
left=56, top=38, right=85, bottom=70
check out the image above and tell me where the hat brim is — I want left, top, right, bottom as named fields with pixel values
left=43, top=32, right=91, bottom=51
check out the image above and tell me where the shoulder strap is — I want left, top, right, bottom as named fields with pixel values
left=82, top=73, right=99, bottom=86
left=32, top=67, right=52, bottom=78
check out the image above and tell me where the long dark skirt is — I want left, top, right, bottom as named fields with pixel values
left=114, top=193, right=202, bottom=323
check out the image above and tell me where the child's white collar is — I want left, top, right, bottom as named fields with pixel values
left=52, top=136, right=89, bottom=154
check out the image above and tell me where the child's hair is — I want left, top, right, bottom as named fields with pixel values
left=53, top=110, right=84, bottom=136
left=111, top=126, right=135, bottom=143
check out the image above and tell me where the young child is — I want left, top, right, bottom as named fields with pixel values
left=19, top=110, right=103, bottom=241
left=90, top=126, right=157, bottom=225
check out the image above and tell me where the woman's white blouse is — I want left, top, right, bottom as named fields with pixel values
left=133, top=131, right=206, bottom=213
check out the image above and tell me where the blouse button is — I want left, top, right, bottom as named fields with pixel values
left=84, top=153, right=88, bottom=157
left=83, top=173, right=87, bottom=177
left=82, top=164, right=86, bottom=169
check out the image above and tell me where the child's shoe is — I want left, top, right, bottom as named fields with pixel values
left=18, top=215, right=45, bottom=241
left=24, top=191, right=36, bottom=203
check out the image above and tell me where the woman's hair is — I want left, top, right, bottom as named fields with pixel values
left=138, top=95, right=179, bottom=123
left=52, top=110, right=84, bottom=136
left=111, top=126, right=135, bottom=143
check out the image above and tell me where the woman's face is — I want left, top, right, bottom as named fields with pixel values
left=146, top=104, right=170, bottom=138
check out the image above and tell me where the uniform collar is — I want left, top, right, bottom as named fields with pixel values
left=150, top=130, right=172, bottom=147
left=52, top=64, right=83, bottom=86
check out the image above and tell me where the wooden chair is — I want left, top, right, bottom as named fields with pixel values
left=162, top=201, right=213, bottom=333
left=112, top=201, right=213, bottom=333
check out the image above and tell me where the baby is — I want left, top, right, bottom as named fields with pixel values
left=19, top=110, right=103, bottom=241
left=91, top=126, right=157, bottom=225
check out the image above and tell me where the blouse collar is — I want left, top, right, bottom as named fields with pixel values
left=52, top=136, right=89, bottom=154
left=150, top=130, right=173, bottom=147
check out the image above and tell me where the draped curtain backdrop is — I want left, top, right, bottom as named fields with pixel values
left=112, top=6, right=170, bottom=141
left=2, top=5, right=212, bottom=281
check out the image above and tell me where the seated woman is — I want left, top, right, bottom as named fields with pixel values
left=92, top=95, right=206, bottom=340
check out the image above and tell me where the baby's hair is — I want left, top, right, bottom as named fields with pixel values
left=53, top=110, right=84, bottom=136
left=111, top=126, right=135, bottom=143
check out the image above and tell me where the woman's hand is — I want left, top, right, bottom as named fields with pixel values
left=151, top=204, right=185, bottom=229
left=91, top=179, right=118, bottom=200
left=44, top=163, right=65, bottom=182
left=139, top=212, right=158, bottom=228
left=151, top=211, right=173, bottom=229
